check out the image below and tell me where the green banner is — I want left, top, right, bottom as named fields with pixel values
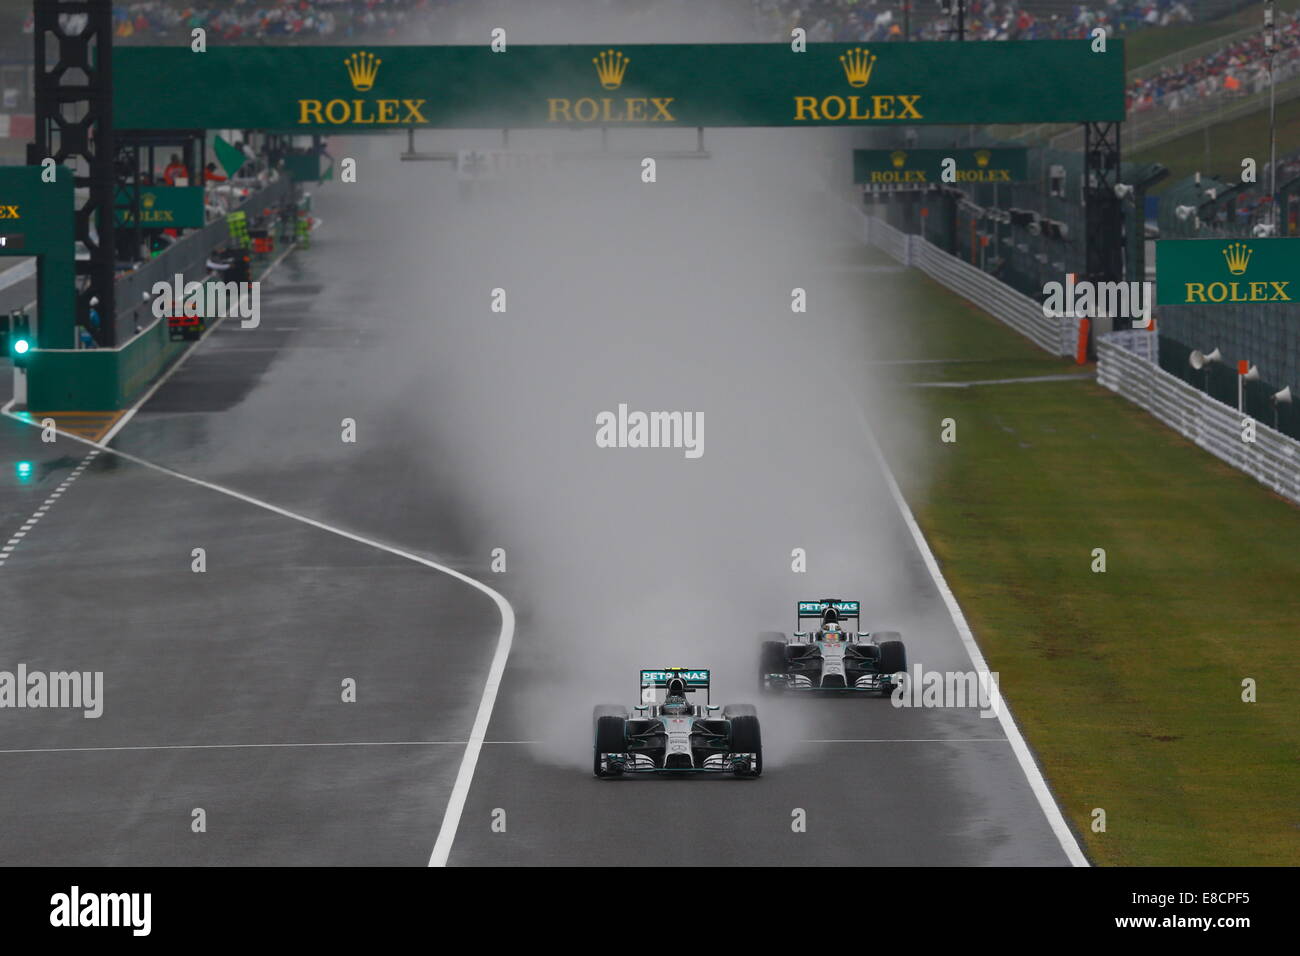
left=854, top=147, right=1029, bottom=186
left=115, top=186, right=206, bottom=228
left=1156, top=238, right=1300, bottom=306
left=114, top=41, right=1124, bottom=131
left=0, top=166, right=76, bottom=349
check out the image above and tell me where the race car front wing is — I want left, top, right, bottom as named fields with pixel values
left=763, top=671, right=900, bottom=692
left=598, top=752, right=758, bottom=774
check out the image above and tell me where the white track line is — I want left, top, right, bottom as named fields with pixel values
left=0, top=741, right=472, bottom=755
left=860, top=416, right=1091, bottom=867
left=0, top=448, right=99, bottom=570
left=2, top=213, right=512, bottom=867
left=910, top=373, right=1094, bottom=388
left=0, top=411, right=516, bottom=870
left=0, top=740, right=538, bottom=757
left=803, top=738, right=1008, bottom=743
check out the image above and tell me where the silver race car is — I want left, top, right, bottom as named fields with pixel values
left=593, top=668, right=762, bottom=777
left=760, top=599, right=907, bottom=694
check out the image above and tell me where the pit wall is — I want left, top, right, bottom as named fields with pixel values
left=25, top=174, right=294, bottom=413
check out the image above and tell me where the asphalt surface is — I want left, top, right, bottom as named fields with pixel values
left=0, top=148, right=1077, bottom=866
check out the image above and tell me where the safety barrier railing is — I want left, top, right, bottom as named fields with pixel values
left=1097, top=334, right=1300, bottom=505
left=860, top=209, right=1074, bottom=357
left=854, top=203, right=1299, bottom=501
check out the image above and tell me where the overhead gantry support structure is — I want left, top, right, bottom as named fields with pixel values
left=1083, top=121, right=1124, bottom=289
left=29, top=0, right=117, bottom=346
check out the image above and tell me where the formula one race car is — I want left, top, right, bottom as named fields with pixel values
left=593, top=668, right=762, bottom=777
left=760, top=599, right=907, bottom=694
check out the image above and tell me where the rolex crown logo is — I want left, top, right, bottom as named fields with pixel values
left=344, top=51, right=382, bottom=92
left=890, top=150, right=907, bottom=169
left=975, top=149, right=991, bottom=168
left=1222, top=241, right=1252, bottom=275
left=141, top=192, right=156, bottom=209
left=592, top=49, right=630, bottom=90
left=839, top=47, right=877, bottom=88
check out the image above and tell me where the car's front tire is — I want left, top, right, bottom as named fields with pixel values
left=759, top=636, right=787, bottom=693
left=729, top=715, right=762, bottom=777
left=875, top=634, right=906, bottom=676
left=593, top=714, right=626, bottom=778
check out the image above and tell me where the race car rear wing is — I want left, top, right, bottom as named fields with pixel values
left=640, top=668, right=711, bottom=704
left=640, top=669, right=710, bottom=689
left=797, top=599, right=860, bottom=631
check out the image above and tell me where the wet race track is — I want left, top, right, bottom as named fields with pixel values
left=0, top=133, right=1081, bottom=866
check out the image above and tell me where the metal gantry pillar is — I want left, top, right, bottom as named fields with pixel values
left=29, top=0, right=117, bottom=346
left=1083, top=121, right=1124, bottom=285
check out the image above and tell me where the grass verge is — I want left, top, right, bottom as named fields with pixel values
left=873, top=257, right=1300, bottom=866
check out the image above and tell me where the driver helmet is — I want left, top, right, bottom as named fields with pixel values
left=661, top=676, right=690, bottom=716
left=822, top=621, right=844, bottom=641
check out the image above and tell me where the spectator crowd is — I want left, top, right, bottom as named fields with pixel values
left=22, top=0, right=460, bottom=43
left=750, top=0, right=1196, bottom=43
left=19, top=0, right=1212, bottom=45
left=1126, top=12, right=1300, bottom=114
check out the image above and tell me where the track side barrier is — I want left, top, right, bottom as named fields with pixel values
left=859, top=208, right=1075, bottom=357
left=853, top=202, right=1298, bottom=506
left=1098, top=334, right=1300, bottom=507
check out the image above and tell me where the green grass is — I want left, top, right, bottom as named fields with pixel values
left=871, top=260, right=1300, bottom=866
left=1132, top=88, right=1300, bottom=190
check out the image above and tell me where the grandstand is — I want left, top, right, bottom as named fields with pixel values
left=750, top=0, right=1241, bottom=41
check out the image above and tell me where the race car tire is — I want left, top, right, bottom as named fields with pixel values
left=722, top=704, right=757, bottom=719
left=593, top=704, right=629, bottom=721
left=729, top=715, right=762, bottom=777
left=594, top=716, right=627, bottom=778
left=876, top=636, right=907, bottom=680
left=759, top=639, right=787, bottom=692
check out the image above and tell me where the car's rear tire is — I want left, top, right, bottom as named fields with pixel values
left=759, top=638, right=787, bottom=692
left=723, top=703, right=756, bottom=719
left=593, top=715, right=626, bottom=777
left=729, top=715, right=762, bottom=777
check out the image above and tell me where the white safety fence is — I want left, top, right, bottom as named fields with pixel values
left=1100, top=327, right=1159, bottom=364
left=858, top=209, right=1075, bottom=357
left=1098, top=336, right=1300, bottom=506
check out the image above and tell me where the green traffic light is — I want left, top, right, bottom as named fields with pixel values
left=13, top=338, right=30, bottom=355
